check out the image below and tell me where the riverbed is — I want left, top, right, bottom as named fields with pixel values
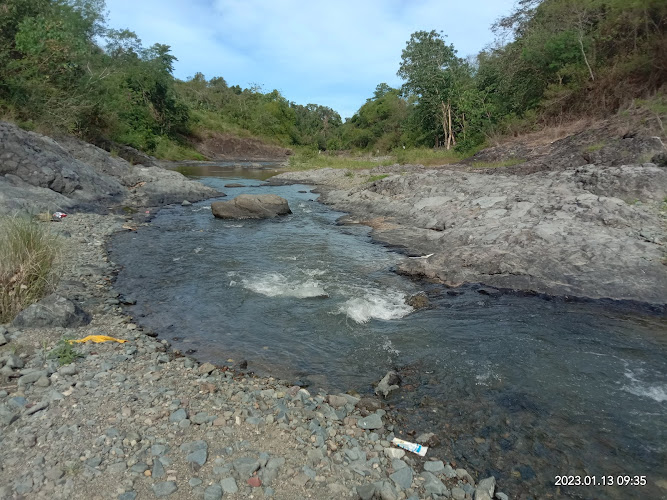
left=109, top=165, right=667, bottom=499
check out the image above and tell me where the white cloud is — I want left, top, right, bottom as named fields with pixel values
left=104, top=0, right=515, bottom=119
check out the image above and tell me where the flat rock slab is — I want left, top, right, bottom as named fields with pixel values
left=211, top=194, right=291, bottom=219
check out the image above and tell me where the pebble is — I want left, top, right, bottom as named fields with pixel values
left=203, top=484, right=223, bottom=500
left=152, top=481, right=178, bottom=497
left=220, top=477, right=238, bottom=494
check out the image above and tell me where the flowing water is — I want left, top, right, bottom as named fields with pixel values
left=109, top=165, right=667, bottom=499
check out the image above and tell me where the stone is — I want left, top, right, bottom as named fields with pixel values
left=384, top=448, right=405, bottom=460
left=220, top=477, right=238, bottom=494
left=424, top=460, right=445, bottom=473
left=181, top=200, right=192, bottom=206
left=203, top=484, right=223, bottom=500
left=390, top=466, right=413, bottom=490
left=59, top=364, right=78, bottom=376
left=374, top=371, right=401, bottom=398
left=357, top=413, right=383, bottom=430
left=328, top=394, right=348, bottom=408
left=422, top=472, right=449, bottom=497
left=198, top=362, right=215, bottom=374
left=186, top=449, right=207, bottom=468
left=451, top=487, right=466, bottom=500
left=152, top=481, right=177, bottom=497
left=232, top=457, right=259, bottom=478
left=118, top=492, right=137, bottom=500
left=495, top=493, right=509, bottom=500
left=0, top=333, right=7, bottom=346
left=356, top=483, right=376, bottom=500
left=406, top=293, right=429, bottom=309
left=247, top=477, right=262, bottom=487
left=169, top=409, right=187, bottom=423
left=12, top=294, right=91, bottom=328
left=18, top=370, right=47, bottom=387
left=377, top=481, right=399, bottom=500
left=475, top=476, right=496, bottom=500
left=211, top=194, right=291, bottom=219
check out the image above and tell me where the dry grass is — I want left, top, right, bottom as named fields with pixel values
left=0, top=216, right=63, bottom=323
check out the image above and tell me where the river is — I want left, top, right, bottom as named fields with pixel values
left=108, top=164, right=667, bottom=499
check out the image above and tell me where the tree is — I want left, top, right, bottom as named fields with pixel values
left=397, top=30, right=462, bottom=148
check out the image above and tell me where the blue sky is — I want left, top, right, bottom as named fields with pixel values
left=104, top=0, right=516, bottom=120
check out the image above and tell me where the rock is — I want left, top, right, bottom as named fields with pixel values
left=198, top=362, right=216, bottom=374
left=451, top=487, right=466, bottom=500
left=406, top=293, right=429, bottom=309
left=423, top=461, right=445, bottom=473
left=384, top=448, right=405, bottom=460
left=375, top=370, right=401, bottom=398
left=181, top=200, right=192, bottom=206
left=232, top=457, right=259, bottom=478
left=18, top=370, right=47, bottom=387
left=247, top=477, right=262, bottom=487
left=356, top=483, right=376, bottom=500
left=328, top=394, right=348, bottom=408
left=203, top=484, right=223, bottom=500
left=390, top=466, right=413, bottom=490
left=152, top=481, right=178, bottom=497
left=377, top=481, right=399, bottom=500
left=58, top=364, right=78, bottom=376
left=495, top=493, right=509, bottom=500
left=422, top=471, right=449, bottom=497
left=13, top=294, right=91, bottom=328
left=0, top=404, right=19, bottom=426
left=475, top=476, right=496, bottom=500
left=211, top=194, right=291, bottom=219
left=220, top=477, right=238, bottom=494
left=357, top=412, right=384, bottom=430
left=224, top=183, right=245, bottom=188
left=169, top=409, right=187, bottom=423
left=118, top=492, right=137, bottom=500
left=415, top=432, right=440, bottom=447
left=0, top=333, right=7, bottom=346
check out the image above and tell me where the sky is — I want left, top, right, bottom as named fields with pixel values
left=104, top=0, right=516, bottom=120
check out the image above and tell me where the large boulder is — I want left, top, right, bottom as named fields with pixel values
left=12, top=294, right=91, bottom=328
left=0, top=121, right=221, bottom=214
left=211, top=194, right=291, bottom=219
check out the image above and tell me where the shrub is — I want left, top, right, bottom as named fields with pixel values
left=0, top=216, right=62, bottom=323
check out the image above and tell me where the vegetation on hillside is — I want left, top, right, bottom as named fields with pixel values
left=1, top=0, right=664, bottom=160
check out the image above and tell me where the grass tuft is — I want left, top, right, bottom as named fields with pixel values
left=0, top=216, right=63, bottom=323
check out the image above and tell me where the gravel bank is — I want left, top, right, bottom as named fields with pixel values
left=0, top=213, right=503, bottom=500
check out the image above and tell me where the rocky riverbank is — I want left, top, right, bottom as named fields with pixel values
left=0, top=214, right=504, bottom=500
left=273, top=134, right=667, bottom=305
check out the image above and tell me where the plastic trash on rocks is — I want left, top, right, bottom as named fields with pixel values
left=68, top=335, right=127, bottom=344
left=392, top=437, right=428, bottom=456
left=52, top=211, right=67, bottom=221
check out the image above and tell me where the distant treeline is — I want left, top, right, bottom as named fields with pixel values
left=1, top=0, right=665, bottom=158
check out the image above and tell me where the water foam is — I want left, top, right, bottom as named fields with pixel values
left=339, top=291, right=412, bottom=324
left=243, top=273, right=328, bottom=299
left=622, top=369, right=667, bottom=403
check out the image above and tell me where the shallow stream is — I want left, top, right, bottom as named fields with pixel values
left=109, top=164, right=667, bottom=499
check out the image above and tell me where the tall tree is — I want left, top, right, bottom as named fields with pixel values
left=397, top=30, right=462, bottom=148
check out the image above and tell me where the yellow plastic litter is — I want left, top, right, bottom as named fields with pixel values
left=68, top=335, right=127, bottom=344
